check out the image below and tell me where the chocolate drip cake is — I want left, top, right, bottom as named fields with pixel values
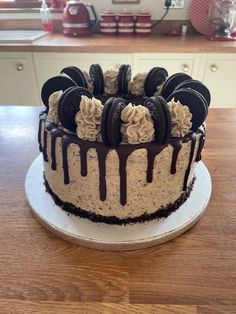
left=39, top=65, right=209, bottom=224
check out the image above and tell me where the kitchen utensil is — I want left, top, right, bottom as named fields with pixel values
left=63, top=0, right=97, bottom=37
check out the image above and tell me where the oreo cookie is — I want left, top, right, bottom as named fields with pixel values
left=144, top=96, right=171, bottom=143
left=60, top=66, right=87, bottom=88
left=89, top=64, right=104, bottom=95
left=162, top=73, right=192, bottom=100
left=118, top=64, right=131, bottom=95
left=41, top=75, right=76, bottom=109
left=56, top=86, right=75, bottom=114
left=167, top=88, right=208, bottom=131
left=58, top=86, right=93, bottom=132
left=101, top=97, right=126, bottom=147
left=144, top=67, right=168, bottom=97
left=174, top=79, right=211, bottom=107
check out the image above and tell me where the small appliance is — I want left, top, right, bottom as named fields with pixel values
left=208, top=0, right=236, bottom=41
left=63, top=0, right=97, bottom=37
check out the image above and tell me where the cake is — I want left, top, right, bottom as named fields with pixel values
left=38, top=65, right=209, bottom=224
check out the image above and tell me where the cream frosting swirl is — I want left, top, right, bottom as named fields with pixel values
left=104, top=69, right=119, bottom=95
left=47, top=90, right=62, bottom=124
left=128, top=73, right=147, bottom=96
left=83, top=71, right=94, bottom=93
left=154, top=83, right=164, bottom=96
left=75, top=96, right=103, bottom=141
left=168, top=98, right=192, bottom=137
left=121, top=103, right=154, bottom=144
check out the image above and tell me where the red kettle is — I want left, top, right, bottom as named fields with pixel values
left=63, top=0, right=97, bottom=37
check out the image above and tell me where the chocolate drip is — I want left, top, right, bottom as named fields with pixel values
left=42, top=121, right=57, bottom=162
left=42, top=129, right=48, bottom=162
left=169, top=140, right=182, bottom=175
left=196, top=136, right=205, bottom=162
left=51, top=129, right=63, bottom=170
left=147, top=145, right=166, bottom=183
left=183, top=133, right=197, bottom=190
left=116, top=144, right=167, bottom=205
left=196, top=127, right=206, bottom=162
left=116, top=148, right=130, bottom=206
left=60, top=133, right=110, bottom=198
left=62, top=134, right=73, bottom=185
left=40, top=116, right=198, bottom=206
left=80, top=146, right=89, bottom=177
left=147, top=150, right=156, bottom=183
left=96, top=147, right=109, bottom=201
left=38, top=116, right=45, bottom=152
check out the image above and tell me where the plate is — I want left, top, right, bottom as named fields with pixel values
left=25, top=155, right=212, bottom=251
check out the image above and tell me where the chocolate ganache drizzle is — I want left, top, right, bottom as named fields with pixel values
left=38, top=115, right=205, bottom=206
left=38, top=113, right=46, bottom=152
left=195, top=126, right=206, bottom=162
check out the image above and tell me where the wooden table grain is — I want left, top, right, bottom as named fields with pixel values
left=0, top=107, right=235, bottom=314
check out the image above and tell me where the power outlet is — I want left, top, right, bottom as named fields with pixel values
left=163, top=0, right=184, bottom=9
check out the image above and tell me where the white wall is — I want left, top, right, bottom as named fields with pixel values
left=92, top=0, right=192, bottom=20
left=0, top=0, right=192, bottom=21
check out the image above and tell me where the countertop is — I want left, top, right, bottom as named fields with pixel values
left=0, top=106, right=235, bottom=314
left=0, top=34, right=236, bottom=53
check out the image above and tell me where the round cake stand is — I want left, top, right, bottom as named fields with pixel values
left=25, top=155, right=212, bottom=251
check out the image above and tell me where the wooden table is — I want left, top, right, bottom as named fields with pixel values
left=0, top=107, right=235, bottom=314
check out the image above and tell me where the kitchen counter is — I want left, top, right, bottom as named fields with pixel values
left=0, top=34, right=236, bottom=53
left=0, top=106, right=236, bottom=313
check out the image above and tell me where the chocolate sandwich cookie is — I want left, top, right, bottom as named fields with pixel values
left=60, top=66, right=87, bottom=88
left=41, top=75, right=76, bottom=109
left=89, top=64, right=104, bottom=96
left=118, top=64, right=131, bottom=95
left=101, top=97, right=126, bottom=147
left=174, top=79, right=211, bottom=107
left=162, top=72, right=192, bottom=100
left=58, top=86, right=93, bottom=132
left=56, top=86, right=75, bottom=115
left=144, top=67, right=168, bottom=97
left=144, top=96, right=171, bottom=143
left=167, top=88, right=208, bottom=131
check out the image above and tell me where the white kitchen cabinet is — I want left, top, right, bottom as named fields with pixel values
left=134, top=53, right=236, bottom=108
left=2, top=51, right=234, bottom=108
left=33, top=52, right=133, bottom=94
left=199, top=54, right=236, bottom=108
left=133, top=53, right=201, bottom=78
left=0, top=52, right=39, bottom=106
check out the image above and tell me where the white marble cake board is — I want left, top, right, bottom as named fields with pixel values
left=25, top=155, right=212, bottom=251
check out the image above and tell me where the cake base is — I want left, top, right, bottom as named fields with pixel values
left=25, top=155, right=212, bottom=251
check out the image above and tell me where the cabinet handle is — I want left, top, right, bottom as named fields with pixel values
left=17, top=63, right=24, bottom=71
left=210, top=64, right=218, bottom=72
left=182, top=64, right=189, bottom=72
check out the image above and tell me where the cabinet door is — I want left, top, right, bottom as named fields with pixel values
left=34, top=52, right=133, bottom=93
left=202, top=55, right=236, bottom=108
left=133, top=53, right=201, bottom=78
left=0, top=53, right=39, bottom=106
